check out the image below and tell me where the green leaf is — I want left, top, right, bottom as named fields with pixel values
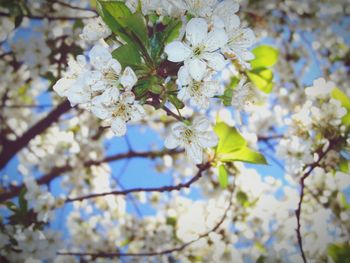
left=5, top=201, right=17, bottom=212
left=218, top=147, right=267, bottom=164
left=214, top=122, right=247, bottom=154
left=251, top=45, right=279, bottom=69
left=256, top=256, right=266, bottom=263
left=97, top=1, right=131, bottom=28
left=164, top=20, right=182, bottom=44
left=331, top=87, right=350, bottom=126
left=124, top=12, right=150, bottom=48
left=332, top=88, right=350, bottom=109
left=168, top=95, right=185, bottom=109
left=97, top=0, right=137, bottom=48
left=218, top=165, right=228, bottom=189
left=149, top=84, right=163, bottom=94
left=247, top=68, right=273, bottom=93
left=236, top=191, right=249, bottom=206
left=328, top=243, right=350, bottom=263
left=214, top=122, right=267, bottom=165
left=112, top=44, right=141, bottom=69
left=339, top=159, right=349, bottom=173
left=18, top=188, right=28, bottom=212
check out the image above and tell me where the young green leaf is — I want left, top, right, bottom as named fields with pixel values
left=214, top=122, right=246, bottom=154
left=331, top=87, right=350, bottom=125
left=218, top=165, right=229, bottom=188
left=218, top=147, right=267, bottom=164
left=251, top=45, right=279, bottom=69
left=214, top=122, right=267, bottom=165
left=247, top=68, right=273, bottom=94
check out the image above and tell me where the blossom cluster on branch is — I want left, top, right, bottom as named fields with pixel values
left=0, top=0, right=349, bottom=263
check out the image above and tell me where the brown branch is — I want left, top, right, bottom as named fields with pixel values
left=0, top=149, right=183, bottom=202
left=0, top=100, right=71, bottom=170
left=51, top=0, right=98, bottom=13
left=0, top=11, right=97, bottom=21
left=65, top=162, right=211, bottom=203
left=295, top=144, right=333, bottom=263
left=58, top=188, right=234, bottom=258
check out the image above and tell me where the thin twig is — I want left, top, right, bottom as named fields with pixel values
left=0, top=149, right=184, bottom=202
left=65, top=162, right=211, bottom=203
left=295, top=144, right=333, bottom=263
left=58, top=187, right=234, bottom=258
left=0, top=11, right=97, bottom=21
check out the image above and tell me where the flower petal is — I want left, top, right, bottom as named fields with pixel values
left=186, top=143, right=203, bottom=164
left=187, top=58, right=206, bottom=81
left=111, top=117, right=127, bottom=136
left=197, top=131, right=218, bottom=148
left=120, top=67, right=138, bottom=89
left=53, top=78, right=75, bottom=97
left=177, top=66, right=192, bottom=86
left=130, top=104, right=145, bottom=121
left=121, top=91, right=135, bottom=104
left=193, top=116, right=210, bottom=130
left=89, top=45, right=112, bottom=69
left=201, top=52, right=227, bottom=71
left=186, top=18, right=208, bottom=47
left=165, top=41, right=192, bottom=62
left=205, top=28, right=228, bottom=52
left=164, top=134, right=179, bottom=149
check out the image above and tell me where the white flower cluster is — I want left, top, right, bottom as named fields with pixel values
left=53, top=45, right=145, bottom=136
left=0, top=224, right=61, bottom=262
left=276, top=78, right=347, bottom=174
left=23, top=175, right=63, bottom=222
left=160, top=0, right=255, bottom=163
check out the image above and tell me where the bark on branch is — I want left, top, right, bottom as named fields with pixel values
left=0, top=100, right=71, bottom=170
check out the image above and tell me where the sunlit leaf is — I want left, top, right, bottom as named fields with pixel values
left=214, top=122, right=246, bottom=154
left=218, top=147, right=267, bottom=164
left=247, top=68, right=273, bottom=93
left=251, top=45, right=279, bottom=69
left=214, top=122, right=267, bottom=165
left=218, top=165, right=228, bottom=189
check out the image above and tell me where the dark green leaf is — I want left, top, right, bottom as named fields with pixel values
left=112, top=44, right=141, bottom=69
left=168, top=95, right=185, bottom=109
left=18, top=188, right=27, bottom=212
left=125, top=12, right=150, bottom=48
left=149, top=84, right=163, bottom=94
left=328, top=243, right=350, bottom=263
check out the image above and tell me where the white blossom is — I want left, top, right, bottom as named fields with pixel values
left=80, top=17, right=111, bottom=43
left=164, top=116, right=218, bottom=164
left=177, top=66, right=220, bottom=109
left=165, top=18, right=228, bottom=81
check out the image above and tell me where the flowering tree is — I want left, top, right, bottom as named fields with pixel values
left=0, top=0, right=349, bottom=262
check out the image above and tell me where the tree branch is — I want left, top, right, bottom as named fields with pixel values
left=0, top=100, right=71, bottom=170
left=65, top=162, right=211, bottom=203
left=0, top=149, right=183, bottom=202
left=295, top=144, right=333, bottom=263
left=58, top=187, right=234, bottom=258
left=0, top=11, right=97, bottom=21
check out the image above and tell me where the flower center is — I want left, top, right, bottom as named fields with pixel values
left=193, top=46, right=205, bottom=56
left=182, top=128, right=195, bottom=144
